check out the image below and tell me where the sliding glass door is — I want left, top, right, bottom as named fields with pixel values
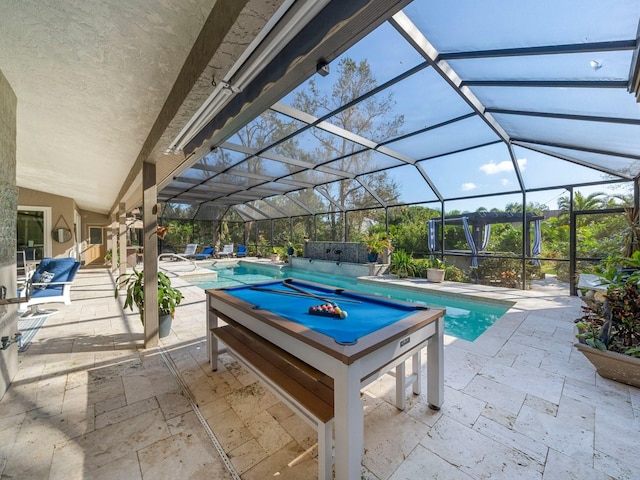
left=17, top=206, right=51, bottom=260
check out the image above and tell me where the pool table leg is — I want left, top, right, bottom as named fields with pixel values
left=394, top=349, right=424, bottom=410
left=334, top=363, right=364, bottom=480
left=395, top=362, right=406, bottom=410
left=207, top=306, right=219, bottom=371
left=412, top=351, right=422, bottom=396
left=427, top=316, right=444, bottom=410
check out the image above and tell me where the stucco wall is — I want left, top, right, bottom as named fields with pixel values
left=0, top=69, right=18, bottom=398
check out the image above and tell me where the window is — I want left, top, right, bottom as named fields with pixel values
left=89, top=227, right=103, bottom=245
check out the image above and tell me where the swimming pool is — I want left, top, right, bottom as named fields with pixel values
left=188, top=263, right=511, bottom=342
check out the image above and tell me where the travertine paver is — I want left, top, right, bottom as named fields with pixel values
left=1, top=266, right=639, bottom=480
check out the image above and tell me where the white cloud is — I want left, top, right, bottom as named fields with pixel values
left=461, top=182, right=476, bottom=191
left=501, top=178, right=510, bottom=186
left=480, top=158, right=527, bottom=174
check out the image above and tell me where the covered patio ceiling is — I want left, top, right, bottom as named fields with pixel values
left=160, top=0, right=640, bottom=222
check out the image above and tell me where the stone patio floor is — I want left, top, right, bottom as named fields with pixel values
left=1, top=266, right=638, bottom=479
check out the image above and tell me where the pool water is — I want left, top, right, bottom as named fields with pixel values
left=188, top=263, right=511, bottom=342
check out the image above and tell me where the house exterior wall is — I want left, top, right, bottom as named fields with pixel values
left=17, top=189, right=110, bottom=263
left=0, top=69, right=18, bottom=398
left=18, top=187, right=76, bottom=258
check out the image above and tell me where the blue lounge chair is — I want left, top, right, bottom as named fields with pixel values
left=195, top=246, right=215, bottom=260
left=19, top=257, right=81, bottom=316
left=236, top=245, right=247, bottom=257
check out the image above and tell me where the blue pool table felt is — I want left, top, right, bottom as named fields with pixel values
left=222, top=279, right=427, bottom=345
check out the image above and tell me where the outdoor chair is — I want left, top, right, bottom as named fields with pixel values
left=236, top=245, right=247, bottom=257
left=217, top=244, right=234, bottom=258
left=194, top=246, right=215, bottom=260
left=16, top=250, right=31, bottom=283
left=182, top=243, right=198, bottom=258
left=18, top=257, right=81, bottom=316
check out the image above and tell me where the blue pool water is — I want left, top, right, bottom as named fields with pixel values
left=188, top=263, right=511, bottom=342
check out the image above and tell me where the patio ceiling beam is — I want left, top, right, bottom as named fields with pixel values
left=630, top=22, right=640, bottom=100
left=242, top=202, right=270, bottom=219
left=390, top=11, right=512, bottom=145
left=276, top=177, right=316, bottom=188
left=219, top=142, right=260, bottom=156
left=229, top=205, right=260, bottom=221
left=261, top=199, right=291, bottom=218
left=315, top=186, right=344, bottom=212
left=226, top=169, right=277, bottom=182
left=356, top=179, right=387, bottom=208
left=463, top=80, right=628, bottom=88
left=506, top=143, right=526, bottom=192
left=271, top=102, right=378, bottom=149
left=414, top=164, right=443, bottom=202
left=512, top=137, right=640, bottom=162
left=189, top=162, right=228, bottom=174
left=285, top=193, right=316, bottom=215
left=486, top=108, right=640, bottom=126
left=378, top=112, right=477, bottom=151
left=439, top=39, right=637, bottom=60
left=513, top=141, right=634, bottom=180
left=315, top=165, right=355, bottom=179
left=246, top=186, right=290, bottom=196
left=374, top=145, right=418, bottom=165
left=417, top=140, right=503, bottom=163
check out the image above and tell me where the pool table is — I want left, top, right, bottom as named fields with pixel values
left=206, top=278, right=444, bottom=480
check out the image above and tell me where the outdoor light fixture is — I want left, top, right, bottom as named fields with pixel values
left=316, top=60, right=330, bottom=77
left=167, top=0, right=330, bottom=154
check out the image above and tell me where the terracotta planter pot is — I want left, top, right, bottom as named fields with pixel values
left=427, top=268, right=445, bottom=283
left=574, top=343, right=640, bottom=388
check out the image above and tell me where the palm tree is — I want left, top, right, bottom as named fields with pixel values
left=557, top=191, right=606, bottom=212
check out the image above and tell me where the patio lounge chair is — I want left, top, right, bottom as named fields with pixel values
left=217, top=244, right=234, bottom=258
left=194, top=246, right=215, bottom=260
left=183, top=243, right=198, bottom=258
left=236, top=245, right=247, bottom=257
left=19, top=257, right=81, bottom=316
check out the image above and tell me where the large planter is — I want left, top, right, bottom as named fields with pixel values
left=367, top=252, right=379, bottom=263
left=427, top=268, right=445, bottom=283
left=574, top=343, right=640, bottom=388
left=159, top=313, right=173, bottom=338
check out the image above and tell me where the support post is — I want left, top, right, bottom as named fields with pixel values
left=118, top=202, right=127, bottom=276
left=143, top=162, right=159, bottom=348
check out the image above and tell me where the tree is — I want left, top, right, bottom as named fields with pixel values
left=292, top=57, right=405, bottom=239
left=557, top=191, right=606, bottom=212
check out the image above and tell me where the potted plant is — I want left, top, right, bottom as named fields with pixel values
left=389, top=249, right=416, bottom=278
left=115, top=268, right=184, bottom=338
left=426, top=256, right=446, bottom=283
left=364, top=231, right=388, bottom=263
left=574, top=262, right=640, bottom=387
